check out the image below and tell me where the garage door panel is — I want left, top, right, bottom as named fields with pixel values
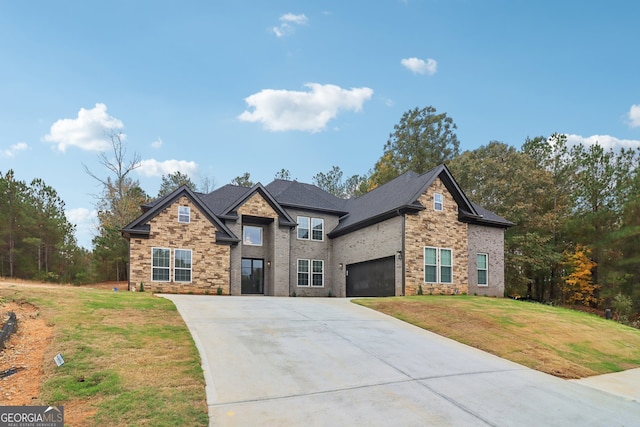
left=346, top=256, right=395, bottom=297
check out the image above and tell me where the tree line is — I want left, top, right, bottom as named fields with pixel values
left=2, top=106, right=639, bottom=322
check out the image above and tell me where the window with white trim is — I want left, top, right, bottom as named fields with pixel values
left=297, top=216, right=324, bottom=241
left=312, top=260, right=324, bottom=287
left=178, top=206, right=190, bottom=223
left=434, top=193, right=443, bottom=211
left=297, top=259, right=324, bottom=287
left=297, top=216, right=309, bottom=240
left=297, top=259, right=309, bottom=286
left=174, top=249, right=192, bottom=282
left=477, top=253, right=488, bottom=286
left=424, top=247, right=453, bottom=284
left=152, top=248, right=170, bottom=281
left=243, top=226, right=263, bottom=246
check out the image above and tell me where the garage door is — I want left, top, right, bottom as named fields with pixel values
left=346, top=256, right=395, bottom=297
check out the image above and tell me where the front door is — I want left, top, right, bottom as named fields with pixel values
left=241, top=258, right=264, bottom=294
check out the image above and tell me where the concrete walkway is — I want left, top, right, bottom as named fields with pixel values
left=163, top=296, right=640, bottom=426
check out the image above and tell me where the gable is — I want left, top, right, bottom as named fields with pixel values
left=121, top=185, right=238, bottom=244
left=237, top=193, right=279, bottom=219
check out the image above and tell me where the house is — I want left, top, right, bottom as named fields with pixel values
left=121, top=164, right=512, bottom=297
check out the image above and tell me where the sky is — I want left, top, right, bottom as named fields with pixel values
left=1, top=0, right=639, bottom=249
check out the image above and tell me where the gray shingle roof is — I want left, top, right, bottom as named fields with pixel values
left=265, top=179, right=347, bottom=214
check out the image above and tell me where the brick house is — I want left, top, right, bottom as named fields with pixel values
left=121, top=164, right=512, bottom=297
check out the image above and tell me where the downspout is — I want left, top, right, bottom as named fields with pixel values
left=399, top=209, right=406, bottom=296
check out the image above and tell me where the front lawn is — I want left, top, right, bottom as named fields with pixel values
left=354, top=295, right=640, bottom=379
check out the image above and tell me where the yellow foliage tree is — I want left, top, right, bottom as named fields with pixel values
left=562, top=244, right=599, bottom=306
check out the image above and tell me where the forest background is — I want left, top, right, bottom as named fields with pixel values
left=2, top=105, right=638, bottom=323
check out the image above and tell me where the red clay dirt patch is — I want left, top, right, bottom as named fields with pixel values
left=1, top=300, right=53, bottom=405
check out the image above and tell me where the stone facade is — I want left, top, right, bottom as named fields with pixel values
left=128, top=196, right=230, bottom=294
left=404, top=178, right=469, bottom=295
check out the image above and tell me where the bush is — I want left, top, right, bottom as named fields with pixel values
left=216, top=286, right=223, bottom=295
left=612, top=293, right=633, bottom=322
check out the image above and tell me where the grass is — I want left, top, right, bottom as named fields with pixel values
left=0, top=283, right=208, bottom=427
left=354, top=295, right=640, bottom=379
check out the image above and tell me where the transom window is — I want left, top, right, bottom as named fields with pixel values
left=477, top=253, right=488, bottom=286
left=297, top=216, right=324, bottom=241
left=297, top=259, right=324, bottom=287
left=152, top=248, right=170, bottom=281
left=424, top=247, right=453, bottom=284
left=174, top=249, right=192, bottom=282
left=434, top=193, right=443, bottom=211
left=243, top=226, right=263, bottom=246
left=178, top=206, right=190, bottom=223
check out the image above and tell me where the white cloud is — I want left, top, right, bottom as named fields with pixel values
left=66, top=207, right=98, bottom=249
left=151, top=138, right=163, bottom=149
left=43, top=103, right=124, bottom=152
left=627, top=104, right=640, bottom=128
left=401, top=57, right=437, bottom=75
left=566, top=134, right=640, bottom=150
left=137, top=159, right=199, bottom=177
left=2, top=142, right=30, bottom=158
left=238, top=83, right=374, bottom=132
left=273, top=13, right=308, bottom=37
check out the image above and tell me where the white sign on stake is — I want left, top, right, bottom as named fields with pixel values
left=54, top=353, right=65, bottom=367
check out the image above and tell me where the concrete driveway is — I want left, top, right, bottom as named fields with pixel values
left=163, top=296, right=640, bottom=426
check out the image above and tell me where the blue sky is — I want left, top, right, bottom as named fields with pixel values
left=1, top=0, right=639, bottom=249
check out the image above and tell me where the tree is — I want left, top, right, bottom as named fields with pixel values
left=369, top=106, right=460, bottom=187
left=274, top=169, right=293, bottom=180
left=313, top=166, right=369, bottom=198
left=158, top=171, right=197, bottom=198
left=562, top=244, right=599, bottom=306
left=85, top=132, right=149, bottom=281
left=448, top=141, right=559, bottom=299
left=231, top=172, right=254, bottom=187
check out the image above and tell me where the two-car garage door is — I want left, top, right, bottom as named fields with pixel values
left=346, top=256, right=396, bottom=297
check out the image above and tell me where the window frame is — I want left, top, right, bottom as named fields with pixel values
left=297, top=216, right=324, bottom=241
left=312, top=260, right=324, bottom=287
left=178, top=206, right=191, bottom=223
left=424, top=247, right=438, bottom=283
left=477, top=253, right=488, bottom=286
left=434, top=193, right=443, bottom=211
left=243, top=225, right=263, bottom=246
left=174, top=249, right=193, bottom=283
left=297, top=259, right=310, bottom=287
left=151, top=247, right=171, bottom=282
left=439, top=248, right=453, bottom=284
left=297, top=216, right=310, bottom=240
left=423, top=246, right=454, bottom=284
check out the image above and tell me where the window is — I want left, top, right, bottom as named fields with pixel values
left=174, top=249, right=192, bottom=282
left=312, top=260, right=324, bottom=287
left=178, top=206, right=190, bottom=223
left=297, top=259, right=309, bottom=286
left=477, top=253, right=488, bottom=286
left=440, top=249, right=452, bottom=283
left=424, top=248, right=437, bottom=283
left=434, top=193, right=443, bottom=211
left=243, top=226, right=263, bottom=246
left=297, top=216, right=309, bottom=239
left=152, top=248, right=170, bottom=281
left=297, top=216, right=324, bottom=241
left=312, top=218, right=324, bottom=241
left=424, top=247, right=453, bottom=284
left=297, top=259, right=324, bottom=287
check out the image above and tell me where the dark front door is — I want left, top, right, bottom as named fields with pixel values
left=241, top=258, right=264, bottom=294
left=346, top=256, right=395, bottom=297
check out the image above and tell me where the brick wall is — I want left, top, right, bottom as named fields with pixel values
left=467, top=224, right=505, bottom=297
left=404, top=178, right=469, bottom=295
left=128, top=196, right=230, bottom=294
